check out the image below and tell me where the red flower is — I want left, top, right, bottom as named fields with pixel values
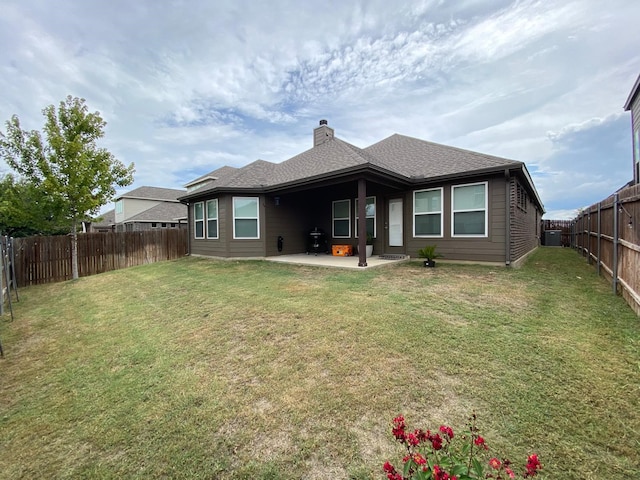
left=474, top=435, right=488, bottom=450
left=489, top=457, right=501, bottom=470
left=439, top=425, right=454, bottom=440
left=392, top=415, right=407, bottom=442
left=413, top=453, right=427, bottom=465
left=383, top=461, right=396, bottom=474
left=433, top=464, right=457, bottom=480
left=430, top=433, right=443, bottom=450
left=505, top=466, right=516, bottom=479
left=407, top=432, right=420, bottom=446
left=525, top=453, right=541, bottom=477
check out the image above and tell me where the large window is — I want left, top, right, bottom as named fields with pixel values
left=206, top=199, right=218, bottom=239
left=194, top=202, right=204, bottom=239
left=413, top=188, right=442, bottom=237
left=452, top=182, right=487, bottom=237
left=332, top=199, right=351, bottom=238
left=115, top=200, right=123, bottom=214
left=233, top=197, right=259, bottom=239
left=355, top=196, right=376, bottom=238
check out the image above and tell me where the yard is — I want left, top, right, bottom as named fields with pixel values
left=0, top=247, right=638, bottom=479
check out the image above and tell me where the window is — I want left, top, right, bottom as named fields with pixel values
left=413, top=188, right=442, bottom=237
left=194, top=202, right=204, bottom=239
left=206, top=199, right=218, bottom=239
left=233, top=197, right=259, bottom=239
left=452, top=182, right=488, bottom=237
left=161, top=223, right=167, bottom=228
left=516, top=183, right=528, bottom=212
left=332, top=199, right=351, bottom=238
left=115, top=200, right=123, bottom=214
left=151, top=223, right=157, bottom=228
left=355, top=196, right=376, bottom=238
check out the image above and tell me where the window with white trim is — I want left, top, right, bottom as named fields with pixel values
left=452, top=182, right=488, bottom=237
left=194, top=202, right=204, bottom=239
left=233, top=197, right=259, bottom=239
left=332, top=199, right=351, bottom=238
left=206, top=199, right=218, bottom=239
left=115, top=200, right=123, bottom=214
left=355, top=196, right=376, bottom=238
left=413, top=188, right=442, bottom=237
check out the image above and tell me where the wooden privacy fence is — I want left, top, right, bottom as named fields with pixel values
left=572, top=183, right=640, bottom=315
left=12, top=229, right=189, bottom=286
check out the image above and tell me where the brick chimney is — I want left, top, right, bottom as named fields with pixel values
left=313, top=119, right=334, bottom=147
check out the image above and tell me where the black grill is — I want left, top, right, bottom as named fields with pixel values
left=306, top=227, right=329, bottom=255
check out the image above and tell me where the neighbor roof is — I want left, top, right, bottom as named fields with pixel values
left=123, top=202, right=187, bottom=223
left=92, top=208, right=115, bottom=227
left=116, top=186, right=186, bottom=202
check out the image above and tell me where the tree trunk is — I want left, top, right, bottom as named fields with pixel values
left=71, top=221, right=79, bottom=280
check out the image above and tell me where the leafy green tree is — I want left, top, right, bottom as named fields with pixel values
left=0, top=174, right=70, bottom=237
left=0, top=96, right=134, bottom=279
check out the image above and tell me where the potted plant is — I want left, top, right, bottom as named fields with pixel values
left=365, top=233, right=374, bottom=258
left=417, top=244, right=441, bottom=267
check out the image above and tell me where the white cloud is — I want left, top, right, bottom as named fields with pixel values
left=0, top=0, right=639, bottom=219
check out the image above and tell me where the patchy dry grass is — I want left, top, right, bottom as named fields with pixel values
left=0, top=248, right=639, bottom=479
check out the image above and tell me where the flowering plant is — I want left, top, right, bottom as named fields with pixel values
left=383, top=413, right=542, bottom=480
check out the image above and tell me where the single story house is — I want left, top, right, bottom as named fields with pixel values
left=179, top=120, right=544, bottom=267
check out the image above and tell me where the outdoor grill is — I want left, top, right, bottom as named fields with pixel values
left=306, top=227, right=328, bottom=255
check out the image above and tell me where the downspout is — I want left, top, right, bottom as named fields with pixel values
left=186, top=202, right=192, bottom=256
left=357, top=178, right=367, bottom=267
left=505, top=169, right=511, bottom=266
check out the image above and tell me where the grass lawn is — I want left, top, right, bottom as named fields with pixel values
left=0, top=247, right=638, bottom=479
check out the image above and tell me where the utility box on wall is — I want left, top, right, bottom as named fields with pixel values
left=544, top=230, right=562, bottom=247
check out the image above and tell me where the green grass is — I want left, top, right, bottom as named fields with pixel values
left=0, top=247, right=638, bottom=479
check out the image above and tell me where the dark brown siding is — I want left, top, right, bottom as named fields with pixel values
left=190, top=195, right=229, bottom=257
left=405, top=176, right=507, bottom=263
left=509, top=178, right=541, bottom=263
left=185, top=174, right=536, bottom=264
left=632, top=95, right=640, bottom=184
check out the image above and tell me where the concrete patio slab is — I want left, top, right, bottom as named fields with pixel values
left=264, top=253, right=410, bottom=269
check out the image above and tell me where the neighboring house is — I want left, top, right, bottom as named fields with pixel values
left=179, top=120, right=544, bottom=267
left=624, top=73, right=640, bottom=185
left=114, top=186, right=187, bottom=232
left=89, top=208, right=116, bottom=233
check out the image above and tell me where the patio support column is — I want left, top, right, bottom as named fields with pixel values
left=357, top=178, right=367, bottom=267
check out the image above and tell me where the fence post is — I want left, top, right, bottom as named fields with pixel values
left=587, top=212, right=591, bottom=264
left=613, top=193, right=619, bottom=295
left=597, top=202, right=601, bottom=276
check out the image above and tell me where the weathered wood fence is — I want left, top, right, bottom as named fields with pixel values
left=571, top=183, right=640, bottom=315
left=11, top=229, right=189, bottom=287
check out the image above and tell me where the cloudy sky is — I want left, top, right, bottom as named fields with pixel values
left=1, top=0, right=638, bottom=219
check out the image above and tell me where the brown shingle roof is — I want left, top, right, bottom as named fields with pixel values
left=364, top=134, right=522, bottom=179
left=181, top=130, right=527, bottom=199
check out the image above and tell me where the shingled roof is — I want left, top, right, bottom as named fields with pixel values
left=123, top=202, right=187, bottom=222
left=364, top=134, right=522, bottom=180
left=117, top=186, right=186, bottom=202
left=180, top=123, right=534, bottom=204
